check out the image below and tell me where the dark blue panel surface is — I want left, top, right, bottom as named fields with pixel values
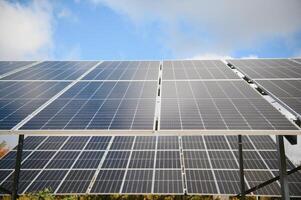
left=83, top=61, right=159, bottom=80
left=21, top=81, right=157, bottom=130
left=0, top=61, right=35, bottom=76
left=3, top=61, right=98, bottom=80
left=0, top=81, right=69, bottom=130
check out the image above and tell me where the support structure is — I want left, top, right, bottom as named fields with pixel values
left=236, top=165, right=301, bottom=197
left=12, top=134, right=24, bottom=200
left=276, top=135, right=290, bottom=200
left=238, top=135, right=245, bottom=200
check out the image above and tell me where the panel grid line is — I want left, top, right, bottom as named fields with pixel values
left=22, top=136, right=71, bottom=194
left=12, top=62, right=102, bottom=130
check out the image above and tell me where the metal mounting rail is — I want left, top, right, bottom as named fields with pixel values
left=236, top=165, right=301, bottom=197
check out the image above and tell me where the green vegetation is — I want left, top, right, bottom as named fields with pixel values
left=0, top=189, right=281, bottom=200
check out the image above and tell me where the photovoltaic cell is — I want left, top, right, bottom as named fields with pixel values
left=38, top=136, right=68, bottom=150
left=0, top=81, right=69, bottom=130
left=157, top=136, right=179, bottom=150
left=27, top=170, right=68, bottom=193
left=90, top=170, right=125, bottom=193
left=74, top=151, right=104, bottom=169
left=122, top=170, right=153, bottom=193
left=133, top=136, right=156, bottom=150
left=255, top=80, right=301, bottom=116
left=204, top=136, right=229, bottom=150
left=83, top=61, right=159, bottom=80
left=46, top=151, right=80, bottom=169
left=214, top=170, right=243, bottom=194
left=61, top=136, right=90, bottom=150
left=129, top=151, right=155, bottom=168
left=110, top=136, right=134, bottom=150
left=154, top=170, right=183, bottom=194
left=163, top=60, right=239, bottom=80
left=21, top=81, right=157, bottom=130
left=85, top=136, right=111, bottom=150
left=0, top=61, right=35, bottom=76
left=57, top=170, right=95, bottom=193
left=156, top=151, right=181, bottom=169
left=228, top=59, right=301, bottom=79
left=208, top=151, right=237, bottom=169
left=160, top=80, right=298, bottom=130
left=22, top=151, right=56, bottom=169
left=183, top=151, right=210, bottom=169
left=185, top=170, right=218, bottom=194
left=182, top=136, right=205, bottom=150
left=2, top=61, right=98, bottom=80
left=102, top=151, right=131, bottom=168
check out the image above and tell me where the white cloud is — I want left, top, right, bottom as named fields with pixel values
left=91, top=0, right=301, bottom=57
left=58, top=7, right=78, bottom=22
left=0, top=0, right=53, bottom=60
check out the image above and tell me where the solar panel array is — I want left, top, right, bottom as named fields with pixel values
left=0, top=59, right=300, bottom=197
left=0, top=60, right=299, bottom=133
left=228, top=59, right=301, bottom=79
left=227, top=59, right=301, bottom=119
left=160, top=80, right=296, bottom=130
left=0, top=135, right=300, bottom=196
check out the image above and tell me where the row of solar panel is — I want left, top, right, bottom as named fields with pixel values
left=0, top=61, right=159, bottom=81
left=0, top=135, right=300, bottom=196
left=227, top=59, right=301, bottom=117
left=1, top=59, right=300, bottom=81
left=3, top=168, right=299, bottom=195
left=0, top=80, right=298, bottom=130
left=0, top=59, right=300, bottom=131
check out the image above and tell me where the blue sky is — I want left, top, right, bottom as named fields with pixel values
left=1, top=0, right=301, bottom=60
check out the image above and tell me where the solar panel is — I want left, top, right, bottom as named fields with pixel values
left=245, top=170, right=281, bottom=195
left=20, top=81, right=157, bottom=131
left=57, top=170, right=95, bottom=193
left=122, top=170, right=153, bottom=193
left=214, top=170, right=243, bottom=194
left=154, top=170, right=183, bottom=194
left=160, top=80, right=298, bottom=131
left=2, top=61, right=99, bottom=80
left=90, top=170, right=126, bottom=193
left=27, top=170, right=68, bottom=193
left=1, top=170, right=40, bottom=194
left=83, top=61, right=159, bottom=80
left=255, top=80, right=301, bottom=116
left=0, top=135, right=300, bottom=196
left=0, top=81, right=69, bottom=130
left=185, top=170, right=218, bottom=194
left=163, top=60, right=239, bottom=80
left=0, top=61, right=35, bottom=76
left=227, top=59, right=301, bottom=79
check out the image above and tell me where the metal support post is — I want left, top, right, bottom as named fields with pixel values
left=276, top=135, right=290, bottom=200
left=12, top=134, right=24, bottom=200
left=238, top=135, right=245, bottom=200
